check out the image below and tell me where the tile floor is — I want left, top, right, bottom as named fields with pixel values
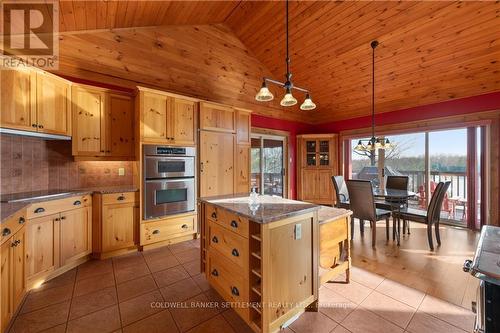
left=7, top=235, right=476, bottom=333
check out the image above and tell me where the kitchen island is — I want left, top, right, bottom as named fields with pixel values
left=199, top=195, right=321, bottom=333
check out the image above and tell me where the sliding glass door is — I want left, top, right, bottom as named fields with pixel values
left=251, top=134, right=286, bottom=197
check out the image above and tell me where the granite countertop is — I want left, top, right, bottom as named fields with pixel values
left=1, top=186, right=138, bottom=223
left=318, top=206, right=352, bottom=225
left=199, top=194, right=320, bottom=224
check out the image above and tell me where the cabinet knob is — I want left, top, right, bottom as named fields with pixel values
left=2, top=228, right=11, bottom=237
left=32, top=124, right=37, bottom=128
left=230, top=220, right=238, bottom=228
left=34, top=207, right=45, bottom=214
left=211, top=212, right=217, bottom=219
left=231, top=248, right=239, bottom=257
left=60, top=216, right=66, bottom=220
left=18, top=217, right=25, bottom=224
left=211, top=236, right=218, bottom=244
left=211, top=269, right=218, bottom=277
left=38, top=124, right=43, bottom=129
left=55, top=217, right=60, bottom=221
left=231, top=286, right=239, bottom=296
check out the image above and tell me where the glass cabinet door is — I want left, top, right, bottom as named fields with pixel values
left=319, top=140, right=330, bottom=166
left=306, top=140, right=317, bottom=166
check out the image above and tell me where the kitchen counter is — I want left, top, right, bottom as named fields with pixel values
left=199, top=194, right=320, bottom=223
left=318, top=206, right=352, bottom=224
left=1, top=186, right=138, bottom=223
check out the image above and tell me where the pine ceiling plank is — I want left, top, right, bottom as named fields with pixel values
left=59, top=1, right=76, bottom=32
left=95, top=0, right=107, bottom=30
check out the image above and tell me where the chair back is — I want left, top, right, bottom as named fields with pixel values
left=386, top=176, right=409, bottom=190
left=332, top=176, right=349, bottom=205
left=430, top=181, right=451, bottom=223
left=426, top=182, right=445, bottom=223
left=346, top=180, right=376, bottom=221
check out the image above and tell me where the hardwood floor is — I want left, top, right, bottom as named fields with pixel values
left=350, top=219, right=480, bottom=310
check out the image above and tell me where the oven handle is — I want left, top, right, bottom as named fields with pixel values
left=145, top=178, right=195, bottom=183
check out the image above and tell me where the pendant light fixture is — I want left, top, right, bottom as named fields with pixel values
left=255, top=0, right=316, bottom=111
left=354, top=40, right=393, bottom=152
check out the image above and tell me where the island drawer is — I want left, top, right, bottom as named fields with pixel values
left=208, top=220, right=248, bottom=271
left=206, top=204, right=249, bottom=238
left=1, top=209, right=26, bottom=245
left=27, top=195, right=92, bottom=219
left=207, top=249, right=249, bottom=321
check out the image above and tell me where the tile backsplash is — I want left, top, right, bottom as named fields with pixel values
left=0, top=134, right=134, bottom=194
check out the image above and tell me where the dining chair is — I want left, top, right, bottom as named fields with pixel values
left=375, top=175, right=409, bottom=234
left=346, top=180, right=392, bottom=248
left=331, top=176, right=350, bottom=209
left=393, top=181, right=451, bottom=250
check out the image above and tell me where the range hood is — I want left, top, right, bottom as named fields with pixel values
left=0, top=127, right=71, bottom=140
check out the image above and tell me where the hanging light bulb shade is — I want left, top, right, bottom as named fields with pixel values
left=255, top=81, right=274, bottom=101
left=300, top=93, right=316, bottom=110
left=280, top=88, right=297, bottom=106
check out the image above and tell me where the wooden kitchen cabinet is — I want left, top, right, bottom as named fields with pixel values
left=199, top=130, right=235, bottom=197
left=137, top=86, right=197, bottom=146
left=0, top=67, right=71, bottom=136
left=72, top=84, right=134, bottom=159
left=60, top=207, right=92, bottom=267
left=0, top=68, right=35, bottom=131
left=235, top=108, right=251, bottom=144
left=92, top=192, right=139, bottom=258
left=235, top=144, right=251, bottom=193
left=11, top=228, right=26, bottom=311
left=0, top=240, right=12, bottom=333
left=199, top=102, right=235, bottom=133
left=36, top=72, right=72, bottom=135
left=297, top=134, right=338, bottom=205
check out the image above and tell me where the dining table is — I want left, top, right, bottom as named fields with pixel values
left=373, top=188, right=416, bottom=245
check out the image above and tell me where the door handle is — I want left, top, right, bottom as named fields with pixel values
left=200, top=162, right=204, bottom=173
left=232, top=249, right=239, bottom=257
left=230, top=220, right=238, bottom=228
left=211, top=269, right=218, bottom=277
left=212, top=236, right=218, bottom=243
left=231, top=286, right=239, bottom=296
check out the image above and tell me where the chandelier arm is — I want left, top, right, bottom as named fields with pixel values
left=264, top=78, right=310, bottom=94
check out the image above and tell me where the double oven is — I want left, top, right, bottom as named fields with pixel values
left=143, top=145, right=196, bottom=220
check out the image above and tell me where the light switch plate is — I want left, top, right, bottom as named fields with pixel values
left=118, top=167, right=125, bottom=176
left=294, top=224, right=302, bottom=240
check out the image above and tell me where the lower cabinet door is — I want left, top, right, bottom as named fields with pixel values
left=301, top=169, right=318, bottom=201
left=318, top=170, right=333, bottom=203
left=60, top=207, right=92, bottom=266
left=12, top=228, right=26, bottom=310
left=26, top=213, right=59, bottom=280
left=0, top=241, right=12, bottom=333
left=102, top=203, right=137, bottom=252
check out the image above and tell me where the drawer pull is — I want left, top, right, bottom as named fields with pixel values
left=181, top=224, right=189, bottom=229
left=73, top=200, right=82, bottom=206
left=211, top=269, right=219, bottom=277
left=34, top=207, right=45, bottom=214
left=60, top=216, right=66, bottom=220
left=230, top=220, right=238, bottom=228
left=55, top=217, right=60, bottom=221
left=231, top=286, right=239, bottom=296
left=152, top=230, right=160, bottom=235
left=117, top=195, right=125, bottom=201
left=231, top=249, right=239, bottom=257
left=212, top=236, right=218, bottom=244
left=18, top=217, right=25, bottom=224
left=211, top=212, right=217, bottom=219
left=2, top=228, right=11, bottom=237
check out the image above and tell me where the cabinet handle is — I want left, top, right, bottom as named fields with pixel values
left=100, top=150, right=104, bottom=153
left=34, top=207, right=45, bottom=214
left=55, top=217, right=60, bottom=221
left=231, top=248, right=239, bottom=257
left=38, top=124, right=43, bottom=129
left=73, top=200, right=81, bottom=206
left=212, top=236, right=218, bottom=243
left=152, top=230, right=160, bottom=235
left=200, top=162, right=204, bottom=173
left=117, top=195, right=125, bottom=201
left=106, top=150, right=111, bottom=153
left=18, top=217, right=25, bottom=224
left=231, top=286, right=240, bottom=296
left=60, top=216, right=66, bottom=220
left=211, top=269, right=218, bottom=277
left=181, top=224, right=188, bottom=229
left=2, top=228, right=11, bottom=237
left=211, top=212, right=217, bottom=219
left=230, top=220, right=238, bottom=228
left=11, top=241, right=16, bottom=247
left=32, top=123, right=37, bottom=128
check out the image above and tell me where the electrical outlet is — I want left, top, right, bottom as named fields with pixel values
left=118, top=167, right=125, bottom=176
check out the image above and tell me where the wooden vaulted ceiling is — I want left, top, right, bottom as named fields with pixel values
left=54, top=1, right=500, bottom=124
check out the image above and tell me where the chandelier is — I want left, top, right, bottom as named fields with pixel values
left=254, top=0, right=316, bottom=111
left=354, top=40, right=393, bottom=152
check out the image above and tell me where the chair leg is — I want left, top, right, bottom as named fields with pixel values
left=350, top=216, right=354, bottom=240
left=427, top=223, right=434, bottom=251
left=385, top=217, right=390, bottom=241
left=407, top=220, right=410, bottom=234
left=360, top=219, right=365, bottom=236
left=371, top=220, right=376, bottom=248
left=435, top=221, right=441, bottom=246
left=392, top=218, right=396, bottom=241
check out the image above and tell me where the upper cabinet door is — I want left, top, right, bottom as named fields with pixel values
left=199, top=102, right=235, bottom=133
left=142, top=91, right=168, bottom=141
left=36, top=72, right=71, bottom=135
left=235, top=108, right=251, bottom=145
left=170, top=98, right=196, bottom=146
left=107, top=93, right=134, bottom=157
left=71, top=86, right=104, bottom=156
left=0, top=68, right=34, bottom=131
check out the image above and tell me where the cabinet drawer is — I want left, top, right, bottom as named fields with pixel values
left=208, top=220, right=248, bottom=271
left=27, top=195, right=91, bottom=219
left=206, top=205, right=249, bottom=238
left=207, top=249, right=249, bottom=321
left=141, top=215, right=195, bottom=246
left=102, top=192, right=138, bottom=205
left=1, top=209, right=26, bottom=245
